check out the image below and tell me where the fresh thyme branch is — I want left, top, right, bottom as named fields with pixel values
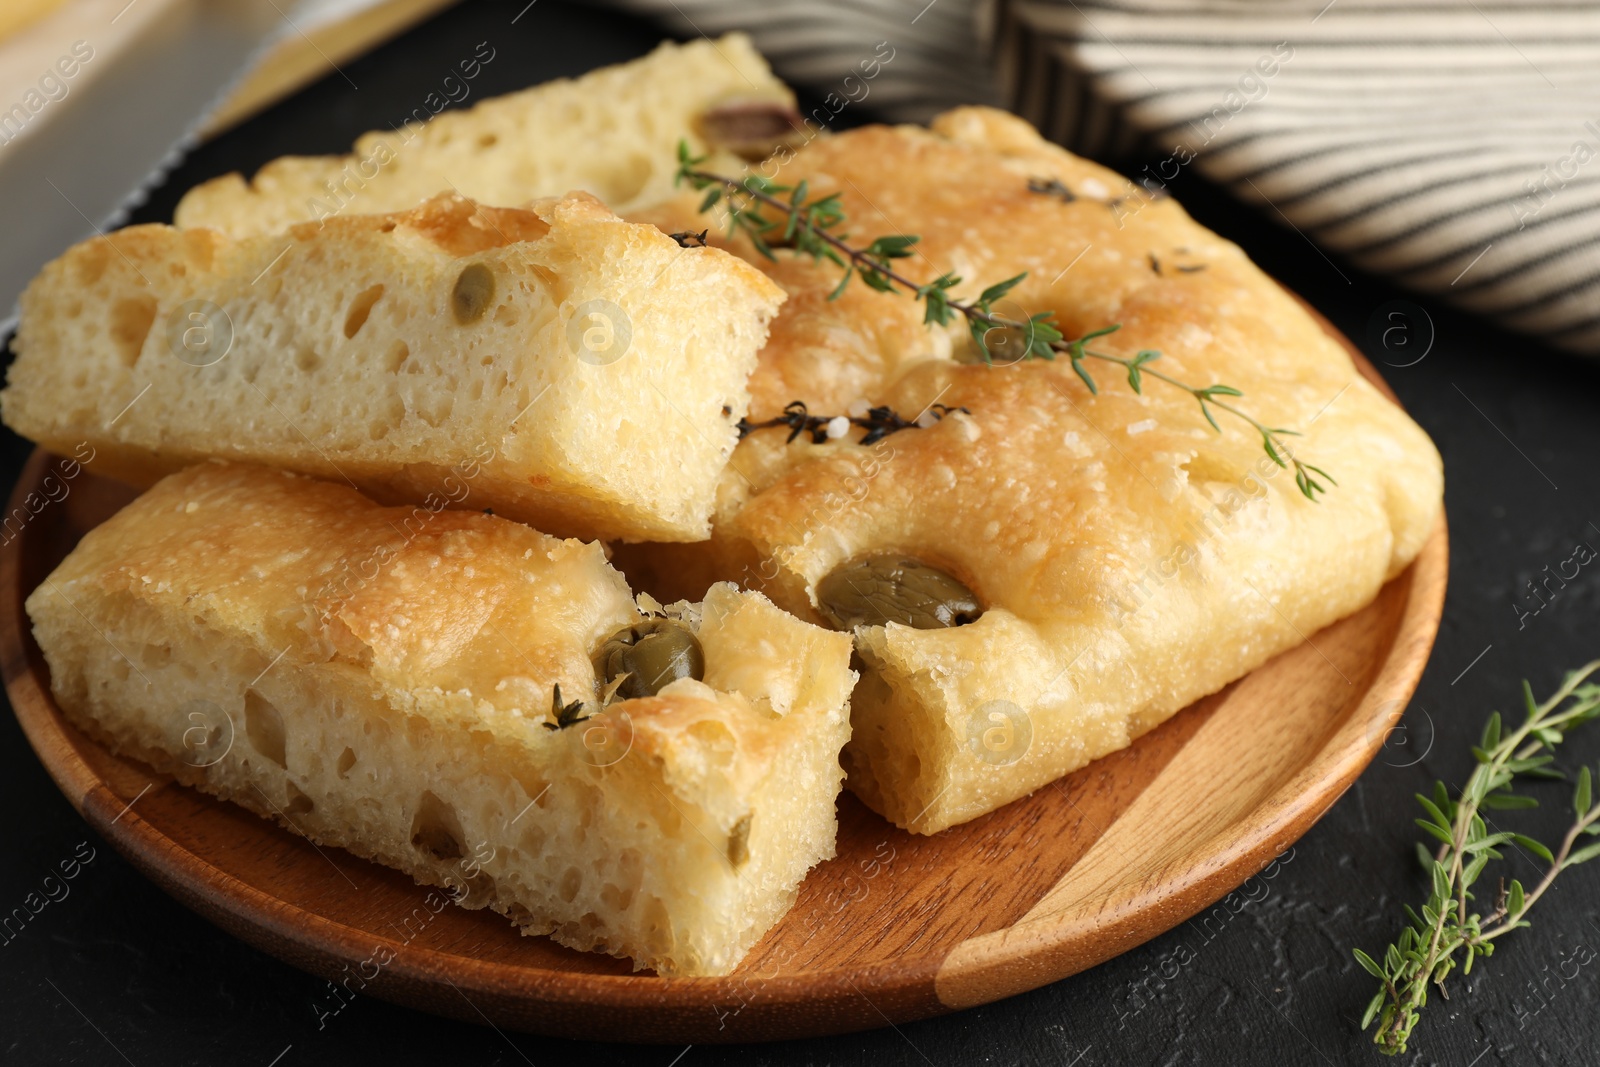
left=1354, top=663, right=1600, bottom=1056
left=674, top=143, right=1334, bottom=500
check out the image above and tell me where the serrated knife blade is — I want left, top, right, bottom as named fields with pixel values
left=0, top=0, right=289, bottom=331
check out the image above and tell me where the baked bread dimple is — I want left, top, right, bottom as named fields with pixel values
left=175, top=34, right=794, bottom=239
left=25, top=462, right=855, bottom=976
left=0, top=192, right=785, bottom=543
left=624, top=107, right=1444, bottom=833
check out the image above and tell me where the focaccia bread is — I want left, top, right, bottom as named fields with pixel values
left=26, top=463, right=855, bottom=976
left=0, top=192, right=784, bottom=543
left=175, top=34, right=795, bottom=239
left=618, top=107, right=1444, bottom=833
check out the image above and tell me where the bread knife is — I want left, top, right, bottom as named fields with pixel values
left=0, top=0, right=285, bottom=334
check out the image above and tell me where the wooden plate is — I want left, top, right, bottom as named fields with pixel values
left=0, top=334, right=1446, bottom=1043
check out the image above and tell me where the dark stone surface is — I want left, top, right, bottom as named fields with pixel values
left=2, top=1, right=1597, bottom=1063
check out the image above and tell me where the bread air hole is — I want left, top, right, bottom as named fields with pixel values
left=1181, top=452, right=1250, bottom=485
left=597, top=155, right=651, bottom=205
left=367, top=395, right=405, bottom=441
left=509, top=769, right=548, bottom=808
left=642, top=896, right=673, bottom=956
left=617, top=848, right=643, bottom=895
left=76, top=243, right=110, bottom=286
left=383, top=340, right=410, bottom=375
left=415, top=391, right=454, bottom=428
left=726, top=814, right=752, bottom=868
left=243, top=690, right=287, bottom=769
left=601, top=851, right=643, bottom=908
left=343, top=284, right=384, bottom=338
left=686, top=720, right=736, bottom=770
left=285, top=782, right=315, bottom=816
left=109, top=295, right=157, bottom=367
left=410, top=790, right=465, bottom=861
left=336, top=747, right=357, bottom=778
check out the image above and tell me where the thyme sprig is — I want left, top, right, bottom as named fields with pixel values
left=543, top=684, right=591, bottom=731
left=737, top=400, right=967, bottom=445
left=674, top=143, right=1333, bottom=500
left=1355, top=663, right=1600, bottom=1056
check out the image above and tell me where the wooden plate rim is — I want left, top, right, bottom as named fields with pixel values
left=0, top=326, right=1447, bottom=1040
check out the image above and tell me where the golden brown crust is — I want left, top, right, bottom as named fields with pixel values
left=638, top=108, right=1303, bottom=423
left=627, top=107, right=1445, bottom=833
left=45, top=459, right=627, bottom=703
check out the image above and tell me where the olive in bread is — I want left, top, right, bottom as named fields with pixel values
left=25, top=463, right=855, bottom=975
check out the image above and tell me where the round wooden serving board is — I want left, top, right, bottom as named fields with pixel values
left=0, top=331, right=1446, bottom=1043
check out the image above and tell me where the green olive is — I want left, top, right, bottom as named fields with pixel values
left=816, top=556, right=981, bottom=631
left=593, top=618, right=705, bottom=700
left=451, top=262, right=495, bottom=324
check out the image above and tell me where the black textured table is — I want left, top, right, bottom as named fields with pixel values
left=3, top=2, right=1598, bottom=1064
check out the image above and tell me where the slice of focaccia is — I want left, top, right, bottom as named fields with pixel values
left=26, top=463, right=855, bottom=976
left=617, top=107, right=1445, bottom=833
left=175, top=34, right=797, bottom=239
left=0, top=192, right=784, bottom=543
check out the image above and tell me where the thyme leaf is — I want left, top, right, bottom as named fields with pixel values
left=542, top=684, right=591, bottom=731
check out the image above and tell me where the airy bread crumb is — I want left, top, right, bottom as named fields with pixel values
left=174, top=34, right=792, bottom=238
left=27, top=463, right=855, bottom=975
left=1, top=193, right=785, bottom=543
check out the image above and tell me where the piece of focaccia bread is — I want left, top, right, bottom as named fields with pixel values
left=619, top=107, right=1444, bottom=834
left=0, top=192, right=784, bottom=543
left=26, top=463, right=855, bottom=976
left=175, top=34, right=795, bottom=239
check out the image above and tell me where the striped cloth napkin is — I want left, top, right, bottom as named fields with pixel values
left=995, top=0, right=1600, bottom=354
left=612, top=0, right=1600, bottom=355
left=602, top=0, right=1000, bottom=120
